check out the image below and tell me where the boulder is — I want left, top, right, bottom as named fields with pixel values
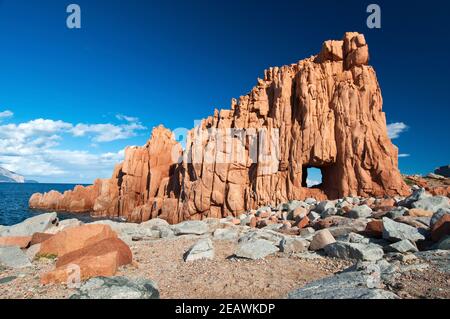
left=0, top=236, right=31, bottom=248
left=30, top=233, right=54, bottom=245
left=235, top=239, right=279, bottom=260
left=213, top=228, right=239, bottom=241
left=407, top=209, right=434, bottom=217
left=55, top=237, right=132, bottom=269
left=287, top=271, right=398, bottom=299
left=315, top=201, right=336, bottom=214
left=324, top=242, right=384, bottom=261
left=183, top=239, right=214, bottom=262
left=431, top=214, right=450, bottom=242
left=398, top=188, right=430, bottom=208
left=280, top=238, right=310, bottom=253
left=41, top=237, right=132, bottom=285
left=347, top=205, right=372, bottom=219
left=364, top=220, right=383, bottom=238
left=309, top=229, right=336, bottom=251
left=385, top=207, right=408, bottom=219
left=411, top=196, right=450, bottom=213
left=0, top=213, right=58, bottom=237
left=171, top=221, right=208, bottom=236
left=140, top=218, right=170, bottom=229
left=39, top=224, right=118, bottom=257
left=384, top=240, right=418, bottom=253
left=70, top=276, right=159, bottom=299
left=238, top=229, right=286, bottom=246
left=0, top=246, right=32, bottom=268
left=382, top=217, right=425, bottom=242
left=307, top=211, right=320, bottom=222
left=430, top=209, right=450, bottom=228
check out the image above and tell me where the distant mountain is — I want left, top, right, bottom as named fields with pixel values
left=0, top=166, right=38, bottom=183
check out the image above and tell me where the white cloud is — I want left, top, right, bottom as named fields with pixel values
left=116, top=114, right=139, bottom=122
left=398, top=154, right=410, bottom=158
left=387, top=122, right=408, bottom=139
left=0, top=110, right=14, bottom=121
left=306, top=179, right=321, bottom=187
left=72, top=122, right=146, bottom=142
left=0, top=113, right=144, bottom=183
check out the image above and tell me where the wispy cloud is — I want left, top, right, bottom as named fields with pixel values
left=0, top=110, right=13, bottom=121
left=398, top=154, right=410, bottom=158
left=0, top=113, right=144, bottom=182
left=387, top=122, right=408, bottom=139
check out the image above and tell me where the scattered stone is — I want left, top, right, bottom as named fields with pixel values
left=238, top=229, right=286, bottom=246
left=364, top=220, right=383, bottom=238
left=307, top=211, right=320, bottom=222
left=314, top=201, right=336, bottom=214
left=385, top=207, right=408, bottom=219
left=213, top=228, right=239, bottom=241
left=384, top=240, right=418, bottom=253
left=279, top=238, right=310, bottom=253
left=382, top=217, right=425, bottom=242
left=287, top=271, right=398, bottom=299
left=172, top=221, right=209, bottom=236
left=398, top=188, right=430, bottom=208
left=407, top=209, right=434, bottom=217
left=337, top=232, right=369, bottom=244
left=299, top=227, right=315, bottom=237
left=411, top=196, right=450, bottom=213
left=324, top=242, right=384, bottom=261
left=321, top=208, right=338, bottom=219
left=347, top=205, right=372, bottom=219
left=309, top=229, right=336, bottom=251
left=140, top=218, right=170, bottom=229
left=0, top=246, right=32, bottom=268
left=183, top=239, right=214, bottom=262
left=235, top=239, right=279, bottom=260
left=70, top=276, right=159, bottom=299
left=430, top=209, right=450, bottom=228
left=0, top=213, right=58, bottom=237
left=431, top=214, right=450, bottom=242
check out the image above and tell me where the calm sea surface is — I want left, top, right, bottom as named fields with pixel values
left=0, top=183, right=100, bottom=226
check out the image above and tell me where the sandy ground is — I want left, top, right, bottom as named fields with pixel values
left=0, top=235, right=448, bottom=299
left=0, top=236, right=351, bottom=299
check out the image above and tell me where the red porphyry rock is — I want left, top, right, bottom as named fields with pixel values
left=431, top=214, right=450, bottom=242
left=0, top=236, right=31, bottom=249
left=364, top=220, right=383, bottom=238
left=38, top=224, right=117, bottom=257
left=29, top=32, right=410, bottom=224
left=30, top=233, right=54, bottom=246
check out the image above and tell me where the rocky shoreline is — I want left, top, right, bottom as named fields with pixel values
left=1, top=181, right=449, bottom=299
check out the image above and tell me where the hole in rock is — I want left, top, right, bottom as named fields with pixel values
left=302, top=166, right=323, bottom=188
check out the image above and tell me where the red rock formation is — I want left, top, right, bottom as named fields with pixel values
left=29, top=32, right=410, bottom=224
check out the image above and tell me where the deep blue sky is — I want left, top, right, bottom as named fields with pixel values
left=0, top=0, right=448, bottom=183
